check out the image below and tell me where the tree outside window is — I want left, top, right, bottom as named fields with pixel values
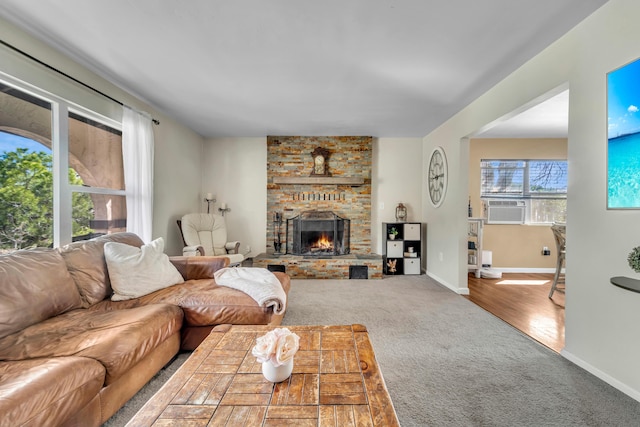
left=0, top=143, right=94, bottom=251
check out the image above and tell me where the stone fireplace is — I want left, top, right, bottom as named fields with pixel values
left=254, top=135, right=382, bottom=279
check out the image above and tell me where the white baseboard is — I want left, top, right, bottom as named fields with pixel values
left=427, top=271, right=469, bottom=295
left=561, top=349, right=640, bottom=403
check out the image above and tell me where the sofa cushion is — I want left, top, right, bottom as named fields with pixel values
left=94, top=271, right=292, bottom=327
left=169, top=256, right=229, bottom=281
left=0, top=357, right=104, bottom=427
left=59, top=232, right=144, bottom=307
left=105, top=237, right=184, bottom=301
left=0, top=304, right=183, bottom=385
left=176, top=279, right=285, bottom=325
left=0, top=248, right=83, bottom=340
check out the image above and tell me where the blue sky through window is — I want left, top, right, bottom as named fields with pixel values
left=0, top=131, right=50, bottom=154
left=529, top=161, right=567, bottom=193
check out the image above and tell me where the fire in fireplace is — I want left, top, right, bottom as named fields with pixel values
left=286, top=211, right=350, bottom=256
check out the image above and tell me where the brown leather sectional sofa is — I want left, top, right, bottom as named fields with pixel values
left=0, top=233, right=290, bottom=427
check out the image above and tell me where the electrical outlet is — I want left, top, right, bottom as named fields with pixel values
left=245, top=246, right=252, bottom=255
left=439, top=252, right=443, bottom=262
left=380, top=202, right=385, bottom=210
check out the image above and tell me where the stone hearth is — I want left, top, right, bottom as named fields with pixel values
left=252, top=253, right=383, bottom=279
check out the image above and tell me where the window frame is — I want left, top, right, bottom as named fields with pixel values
left=0, top=73, right=123, bottom=248
left=480, top=158, right=567, bottom=225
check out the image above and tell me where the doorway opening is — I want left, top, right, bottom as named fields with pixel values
left=465, top=86, right=569, bottom=352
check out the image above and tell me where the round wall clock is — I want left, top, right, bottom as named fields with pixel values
left=428, top=146, right=448, bottom=208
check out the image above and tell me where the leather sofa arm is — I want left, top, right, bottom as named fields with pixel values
left=169, top=256, right=230, bottom=280
left=183, top=245, right=205, bottom=256
left=225, top=241, right=240, bottom=254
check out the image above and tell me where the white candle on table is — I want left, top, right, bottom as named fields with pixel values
left=206, top=193, right=213, bottom=200
left=221, top=202, right=227, bottom=209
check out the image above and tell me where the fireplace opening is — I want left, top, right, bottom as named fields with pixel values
left=286, top=211, right=350, bottom=256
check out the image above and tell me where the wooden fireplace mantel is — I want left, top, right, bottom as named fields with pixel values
left=272, top=176, right=365, bottom=185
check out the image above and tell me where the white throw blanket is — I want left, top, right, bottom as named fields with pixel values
left=213, top=267, right=287, bottom=315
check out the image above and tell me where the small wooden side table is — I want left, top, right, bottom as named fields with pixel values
left=127, top=324, right=399, bottom=426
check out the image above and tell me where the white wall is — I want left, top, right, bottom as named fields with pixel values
left=423, top=0, right=640, bottom=401
left=154, top=116, right=204, bottom=255
left=202, top=137, right=267, bottom=257
left=372, top=138, right=423, bottom=265
left=0, top=15, right=205, bottom=256
left=204, top=137, right=423, bottom=259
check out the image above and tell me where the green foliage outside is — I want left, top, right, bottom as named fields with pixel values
left=0, top=148, right=94, bottom=250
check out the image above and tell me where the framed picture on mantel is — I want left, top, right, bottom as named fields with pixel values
left=607, top=56, right=640, bottom=209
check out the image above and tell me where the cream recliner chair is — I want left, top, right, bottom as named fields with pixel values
left=178, top=213, right=245, bottom=266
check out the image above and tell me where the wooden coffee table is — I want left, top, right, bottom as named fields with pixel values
left=127, top=324, right=399, bottom=426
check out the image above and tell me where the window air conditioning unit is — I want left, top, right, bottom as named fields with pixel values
left=485, top=200, right=526, bottom=224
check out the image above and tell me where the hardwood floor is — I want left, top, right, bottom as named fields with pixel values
left=464, top=272, right=565, bottom=353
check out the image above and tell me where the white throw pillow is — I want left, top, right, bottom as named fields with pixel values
left=105, top=237, right=184, bottom=301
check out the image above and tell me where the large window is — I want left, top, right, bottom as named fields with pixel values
left=481, top=159, right=567, bottom=224
left=0, top=79, right=124, bottom=253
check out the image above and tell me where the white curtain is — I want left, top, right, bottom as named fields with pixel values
left=122, top=106, right=154, bottom=242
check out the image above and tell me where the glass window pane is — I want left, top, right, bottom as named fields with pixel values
left=69, top=112, right=124, bottom=190
left=530, top=199, right=567, bottom=224
left=72, top=193, right=127, bottom=240
left=529, top=161, right=568, bottom=195
left=481, top=161, right=524, bottom=196
left=0, top=83, right=53, bottom=252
